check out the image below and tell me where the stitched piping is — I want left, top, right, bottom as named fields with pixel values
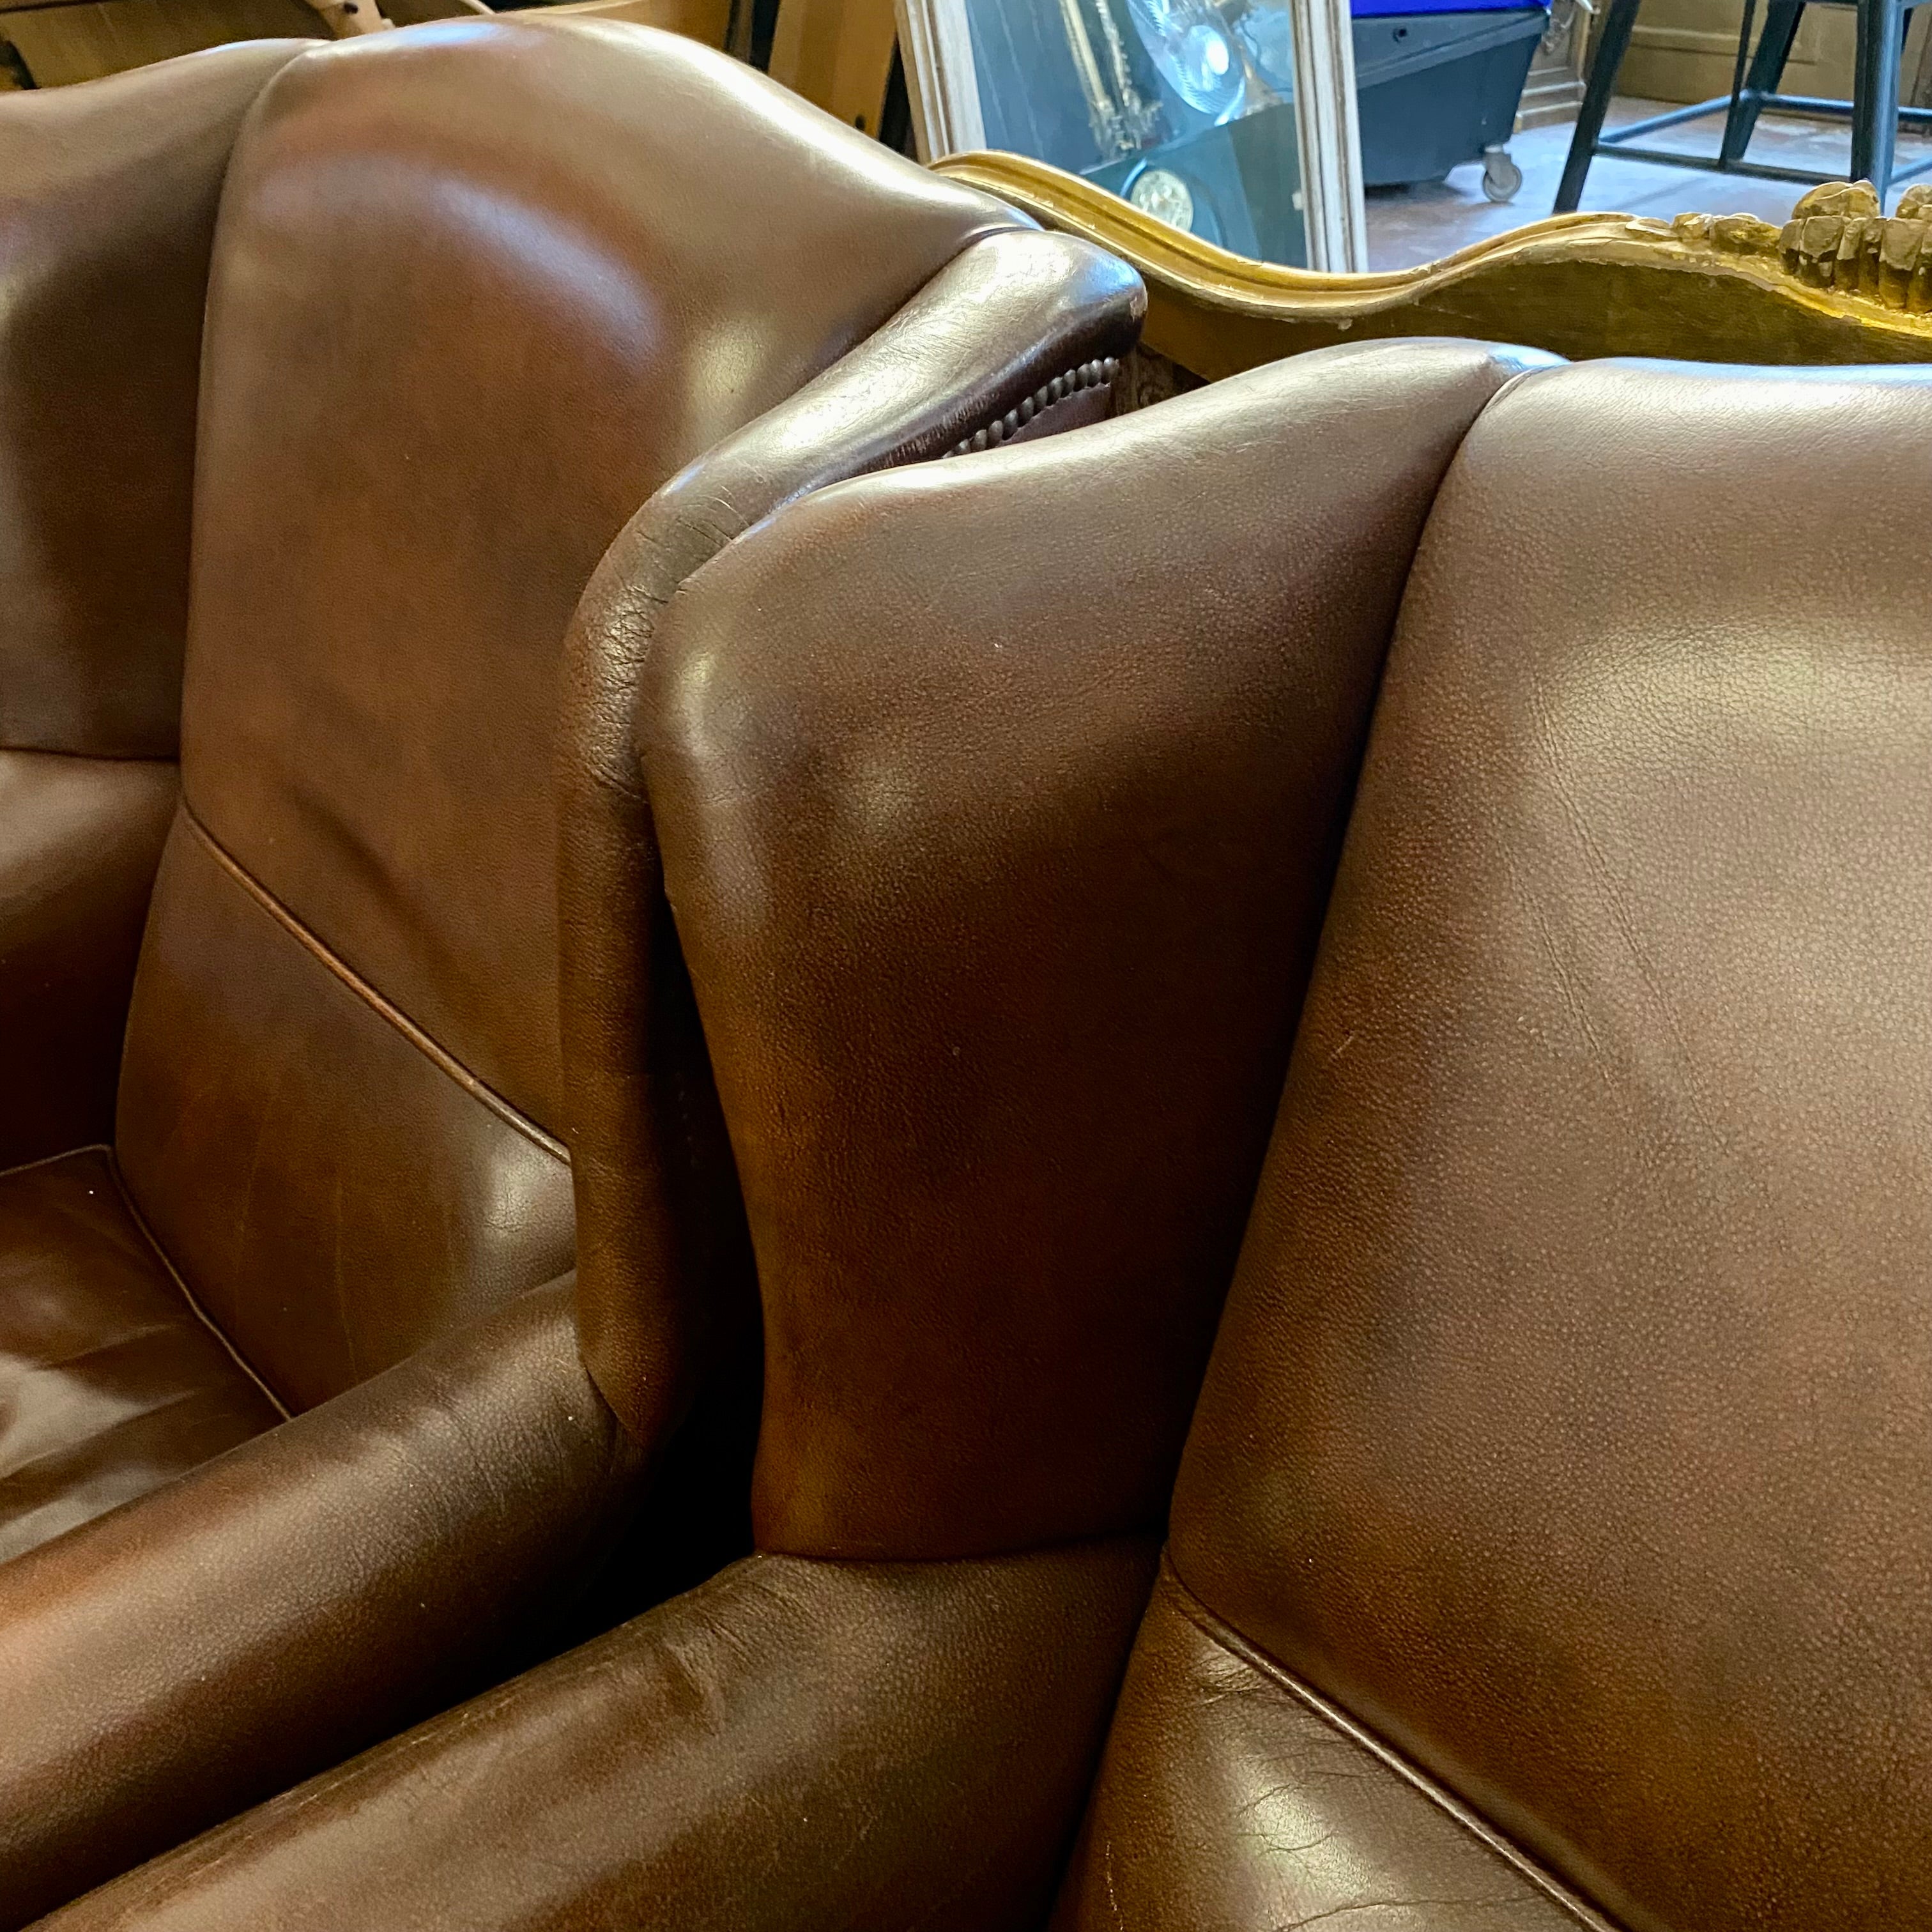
left=0, top=1142, right=114, bottom=1185
left=1160, top=1556, right=1623, bottom=1932
left=0, top=746, right=178, bottom=766
left=108, top=1153, right=294, bottom=1420
left=0, top=1141, right=289, bottom=1414
left=179, top=805, right=569, bottom=1165
left=944, top=356, right=1121, bottom=457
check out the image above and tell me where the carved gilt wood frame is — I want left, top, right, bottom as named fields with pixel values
left=932, top=157, right=1932, bottom=374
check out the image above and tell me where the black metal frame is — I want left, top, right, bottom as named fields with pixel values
left=1555, top=0, right=1932, bottom=211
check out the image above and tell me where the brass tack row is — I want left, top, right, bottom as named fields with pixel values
left=947, top=356, right=1121, bottom=457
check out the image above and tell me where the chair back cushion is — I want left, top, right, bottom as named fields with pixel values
left=644, top=341, right=1547, bottom=1558
left=0, top=38, right=304, bottom=759
left=0, top=44, right=304, bottom=1167
left=1061, top=361, right=1932, bottom=1932
left=115, top=19, right=1018, bottom=1408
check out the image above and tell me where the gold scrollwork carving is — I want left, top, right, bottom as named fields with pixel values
left=934, top=151, right=1932, bottom=374
left=1669, top=181, right=1932, bottom=310
left=1778, top=181, right=1932, bottom=308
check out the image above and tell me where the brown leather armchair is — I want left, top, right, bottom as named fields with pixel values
left=0, top=19, right=1139, bottom=1924
left=32, top=338, right=1542, bottom=1929
left=57, top=346, right=1932, bottom=1932
left=1054, top=356, right=1932, bottom=1932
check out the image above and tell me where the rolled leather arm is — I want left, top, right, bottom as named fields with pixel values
left=34, top=1537, right=1158, bottom=1931
left=562, top=222, right=1147, bottom=1441
left=0, top=1278, right=645, bottom=1930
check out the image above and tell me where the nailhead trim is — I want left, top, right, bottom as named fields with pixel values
left=945, top=356, right=1121, bottom=457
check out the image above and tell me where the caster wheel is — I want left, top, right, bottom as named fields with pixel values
left=1482, top=148, right=1523, bottom=204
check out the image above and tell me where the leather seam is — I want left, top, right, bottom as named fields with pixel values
left=179, top=804, right=569, bottom=1165
left=1158, top=1554, right=1621, bottom=1932
left=0, top=1142, right=114, bottom=1185
left=106, top=1153, right=293, bottom=1422
left=1398, top=353, right=1559, bottom=576
left=942, top=355, right=1121, bottom=457
left=0, top=745, right=178, bottom=765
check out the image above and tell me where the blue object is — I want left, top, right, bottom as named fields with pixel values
left=1354, top=0, right=1544, bottom=17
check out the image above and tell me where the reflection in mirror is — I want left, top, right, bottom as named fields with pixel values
left=984, top=0, right=1305, bottom=260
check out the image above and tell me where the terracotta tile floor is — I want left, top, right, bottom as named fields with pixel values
left=1365, top=95, right=1932, bottom=268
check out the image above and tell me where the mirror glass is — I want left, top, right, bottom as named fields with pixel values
left=964, top=0, right=1312, bottom=263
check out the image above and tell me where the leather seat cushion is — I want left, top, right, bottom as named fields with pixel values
left=0, top=1147, right=280, bottom=1563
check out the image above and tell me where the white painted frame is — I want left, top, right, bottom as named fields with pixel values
left=895, top=0, right=987, bottom=158
left=1287, top=0, right=1368, bottom=269
left=894, top=0, right=1367, bottom=269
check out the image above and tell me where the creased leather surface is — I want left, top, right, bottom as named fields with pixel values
left=37, top=1539, right=1156, bottom=1932
left=558, top=227, right=1143, bottom=1448
left=0, top=1275, right=642, bottom=1930
left=0, top=1149, right=276, bottom=1569
left=0, top=754, right=175, bottom=1170
left=0, top=41, right=307, bottom=757
left=1055, top=1563, right=1598, bottom=1932
left=643, top=339, right=1549, bottom=1560
left=116, top=814, right=574, bottom=1411
left=565, top=225, right=1142, bottom=1445
left=1167, top=362, right=1932, bottom=1932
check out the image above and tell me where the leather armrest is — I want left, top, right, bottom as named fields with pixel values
left=34, top=1537, right=1158, bottom=1931
left=0, top=1277, right=645, bottom=1930
left=563, top=222, right=1147, bottom=1440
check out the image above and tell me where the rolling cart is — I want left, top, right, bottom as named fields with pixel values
left=1354, top=0, right=1549, bottom=199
